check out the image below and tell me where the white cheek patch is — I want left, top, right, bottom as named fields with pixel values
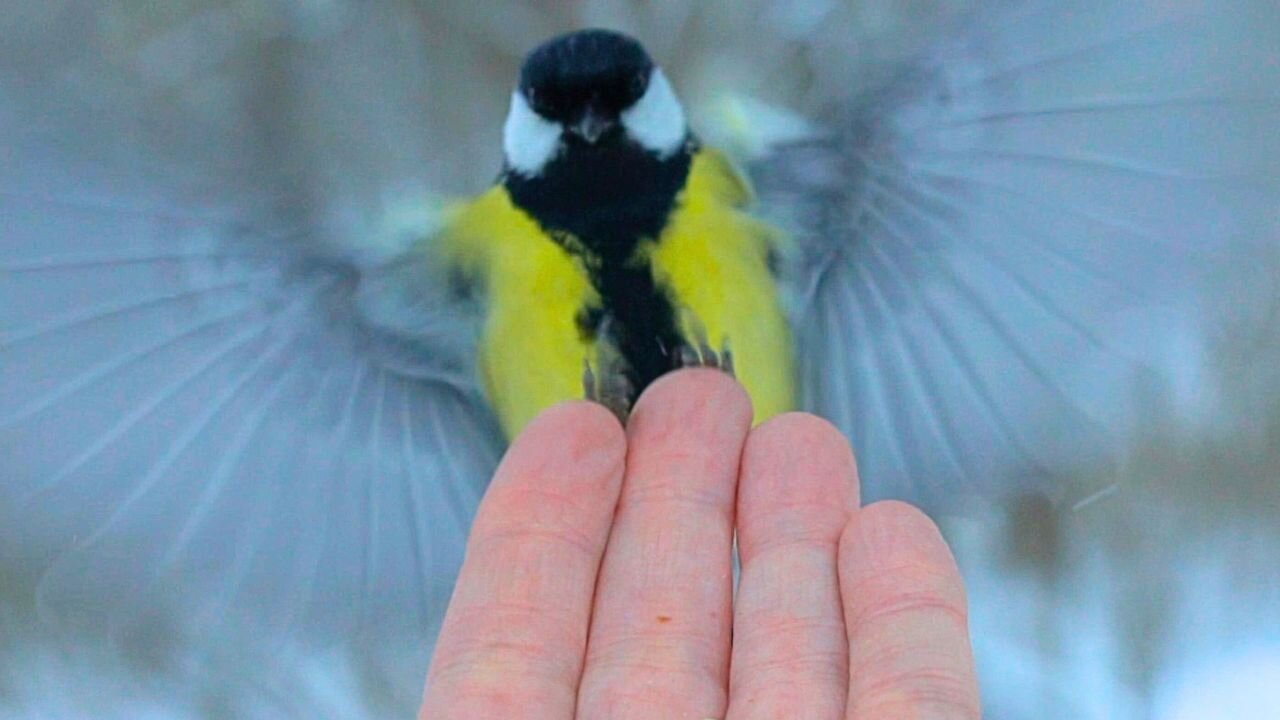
left=622, top=69, right=687, bottom=157
left=502, top=91, right=562, bottom=176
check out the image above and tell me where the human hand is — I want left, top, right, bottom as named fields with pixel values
left=420, top=370, right=980, bottom=718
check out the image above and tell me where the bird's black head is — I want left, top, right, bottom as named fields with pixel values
left=520, top=30, right=652, bottom=134
left=503, top=29, right=688, bottom=177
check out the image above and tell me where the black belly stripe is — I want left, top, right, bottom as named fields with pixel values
left=504, top=133, right=694, bottom=401
left=587, top=249, right=681, bottom=395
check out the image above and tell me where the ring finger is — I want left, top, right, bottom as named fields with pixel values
left=727, top=413, right=859, bottom=719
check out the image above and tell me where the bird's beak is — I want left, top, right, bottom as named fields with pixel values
left=572, top=110, right=614, bottom=144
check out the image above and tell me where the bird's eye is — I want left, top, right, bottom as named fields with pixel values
left=629, top=72, right=648, bottom=98
left=526, top=87, right=553, bottom=115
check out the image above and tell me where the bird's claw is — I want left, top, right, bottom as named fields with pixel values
left=583, top=359, right=633, bottom=424
left=674, top=341, right=735, bottom=377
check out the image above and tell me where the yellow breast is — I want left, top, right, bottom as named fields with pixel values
left=440, top=148, right=794, bottom=438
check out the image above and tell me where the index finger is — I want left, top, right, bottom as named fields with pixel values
left=421, top=401, right=626, bottom=719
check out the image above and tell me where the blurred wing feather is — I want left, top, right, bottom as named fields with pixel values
left=0, top=4, right=502, bottom=639
left=752, top=0, right=1280, bottom=510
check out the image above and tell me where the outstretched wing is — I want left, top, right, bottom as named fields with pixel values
left=751, top=0, right=1279, bottom=511
left=0, top=3, right=503, bottom=639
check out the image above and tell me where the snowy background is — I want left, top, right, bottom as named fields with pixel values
left=2, top=2, right=1278, bottom=718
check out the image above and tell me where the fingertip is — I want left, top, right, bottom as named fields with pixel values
left=481, top=400, right=627, bottom=529
left=631, top=368, right=753, bottom=434
left=839, top=500, right=957, bottom=580
left=521, top=399, right=627, bottom=449
left=746, top=411, right=859, bottom=501
left=753, top=410, right=848, bottom=445
left=839, top=501, right=979, bottom=720
left=737, top=412, right=859, bottom=561
left=499, top=400, right=627, bottom=485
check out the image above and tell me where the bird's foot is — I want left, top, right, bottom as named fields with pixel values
left=674, top=342, right=735, bottom=377
left=583, top=360, right=633, bottom=424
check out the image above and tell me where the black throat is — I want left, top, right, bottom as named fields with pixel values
left=504, top=135, right=693, bottom=400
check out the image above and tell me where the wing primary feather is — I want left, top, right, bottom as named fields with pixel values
left=811, top=271, right=858, bottom=438
left=910, top=95, right=1272, bottom=136
left=279, top=361, right=369, bottom=634
left=792, top=234, right=844, bottom=328
left=19, top=318, right=272, bottom=507
left=0, top=302, right=253, bottom=427
left=899, top=164, right=1181, bottom=284
left=941, top=19, right=1182, bottom=94
left=0, top=189, right=260, bottom=225
left=1, top=249, right=264, bottom=273
left=856, top=174, right=1110, bottom=484
left=399, top=386, right=433, bottom=628
left=859, top=163, right=1116, bottom=355
left=874, top=213, right=1094, bottom=438
left=266, top=365, right=342, bottom=630
left=857, top=193, right=1052, bottom=484
left=358, top=370, right=390, bottom=631
left=44, top=279, right=333, bottom=555
left=426, top=384, right=483, bottom=546
left=1, top=273, right=266, bottom=346
left=829, top=263, right=914, bottom=483
left=853, top=246, right=971, bottom=488
left=199, top=377, right=314, bottom=636
left=156, top=362, right=308, bottom=571
left=911, top=146, right=1237, bottom=183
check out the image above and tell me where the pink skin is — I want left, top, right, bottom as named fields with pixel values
left=421, top=370, right=980, bottom=719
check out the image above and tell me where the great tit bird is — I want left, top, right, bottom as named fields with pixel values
left=1, top=0, right=1275, bottom=654
left=444, top=29, right=792, bottom=436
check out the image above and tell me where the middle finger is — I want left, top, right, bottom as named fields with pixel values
left=576, top=370, right=752, bottom=719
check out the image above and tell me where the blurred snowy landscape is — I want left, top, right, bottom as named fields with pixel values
left=2, top=2, right=1278, bottom=717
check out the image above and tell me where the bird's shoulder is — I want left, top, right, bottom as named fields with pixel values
left=686, top=144, right=756, bottom=210
left=435, top=184, right=549, bottom=269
